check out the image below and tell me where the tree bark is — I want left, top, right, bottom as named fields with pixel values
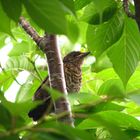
left=39, top=34, right=74, bottom=126
left=19, top=17, right=74, bottom=126
left=123, top=0, right=135, bottom=18
left=133, top=0, right=140, bottom=30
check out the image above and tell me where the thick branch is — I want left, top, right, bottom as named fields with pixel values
left=39, top=34, right=74, bottom=126
left=133, top=0, right=140, bottom=30
left=19, top=17, right=74, bottom=126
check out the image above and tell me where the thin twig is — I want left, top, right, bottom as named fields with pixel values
left=27, top=57, right=43, bottom=81
left=133, top=0, right=140, bottom=30
left=19, top=16, right=42, bottom=45
left=123, top=0, right=135, bottom=18
left=0, top=95, right=110, bottom=138
left=11, top=71, right=23, bottom=86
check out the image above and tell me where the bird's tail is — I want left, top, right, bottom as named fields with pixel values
left=28, top=98, right=53, bottom=121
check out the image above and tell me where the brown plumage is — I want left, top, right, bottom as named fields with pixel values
left=28, top=51, right=90, bottom=121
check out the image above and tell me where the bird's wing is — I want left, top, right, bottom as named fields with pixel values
left=28, top=76, right=53, bottom=121
left=33, top=76, right=51, bottom=101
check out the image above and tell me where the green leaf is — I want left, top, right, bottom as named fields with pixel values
left=8, top=41, right=35, bottom=56
left=107, top=17, right=140, bottom=86
left=74, top=0, right=92, bottom=10
left=96, top=68, right=118, bottom=81
left=1, top=0, right=21, bottom=22
left=15, top=75, right=40, bottom=102
left=0, top=92, right=40, bottom=118
left=0, top=104, right=12, bottom=130
left=78, top=118, right=130, bottom=140
left=86, top=10, right=124, bottom=56
left=23, top=0, right=67, bottom=34
left=81, top=0, right=117, bottom=25
left=0, top=134, right=19, bottom=140
left=69, top=93, right=100, bottom=105
left=126, top=102, right=140, bottom=116
left=125, top=129, right=140, bottom=139
left=5, top=56, right=34, bottom=71
left=72, top=95, right=124, bottom=115
left=78, top=21, right=88, bottom=44
left=24, top=122, right=94, bottom=140
left=96, top=128, right=112, bottom=140
left=92, top=102, right=125, bottom=113
left=128, top=91, right=140, bottom=105
left=24, top=132, right=62, bottom=140
left=0, top=71, right=17, bottom=91
left=94, top=121, right=130, bottom=140
left=46, top=88, right=63, bottom=101
left=40, top=122, right=94, bottom=140
left=78, top=118, right=100, bottom=129
left=127, top=69, right=140, bottom=92
left=91, top=111, right=140, bottom=131
left=59, top=0, right=75, bottom=15
left=0, top=1, right=12, bottom=36
left=81, top=69, right=102, bottom=93
left=79, top=111, right=140, bottom=140
left=91, top=54, right=112, bottom=72
left=0, top=33, right=7, bottom=49
left=12, top=27, right=34, bottom=42
left=98, top=79, right=125, bottom=98
left=66, top=16, right=79, bottom=43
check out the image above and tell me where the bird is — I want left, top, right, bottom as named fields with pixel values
left=28, top=51, right=90, bottom=121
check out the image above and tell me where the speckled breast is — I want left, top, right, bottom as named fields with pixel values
left=64, top=63, right=82, bottom=93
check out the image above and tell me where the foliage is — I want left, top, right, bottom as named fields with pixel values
left=0, top=0, right=140, bottom=140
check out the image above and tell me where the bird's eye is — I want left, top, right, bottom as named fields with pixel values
left=73, top=52, right=80, bottom=57
left=73, top=54, right=77, bottom=57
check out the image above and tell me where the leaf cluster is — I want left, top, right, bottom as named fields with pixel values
left=0, top=0, right=140, bottom=140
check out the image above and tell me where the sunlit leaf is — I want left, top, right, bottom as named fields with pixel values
left=0, top=1, right=12, bottom=36
left=79, top=111, right=140, bottom=140
left=108, top=17, right=140, bottom=86
left=66, top=16, right=79, bottom=43
left=0, top=103, right=12, bottom=130
left=91, top=54, right=112, bottom=72
left=127, top=69, right=140, bottom=92
left=0, top=33, right=7, bottom=49
left=68, top=93, right=100, bottom=105
left=0, top=71, right=17, bottom=91
left=8, top=41, right=35, bottom=56
left=16, top=75, right=40, bottom=102
left=98, top=79, right=125, bottom=98
left=23, top=0, right=67, bottom=34
left=5, top=56, right=34, bottom=71
left=38, top=122, right=94, bottom=140
left=96, top=68, right=118, bottom=81
left=86, top=10, right=124, bottom=56
left=59, top=0, right=75, bottom=15
left=74, top=0, right=92, bottom=10
left=81, top=0, right=117, bottom=25
left=91, top=102, right=125, bottom=113
left=0, top=92, right=40, bottom=117
left=1, top=0, right=21, bottom=22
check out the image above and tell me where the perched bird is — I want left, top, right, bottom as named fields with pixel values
left=28, top=51, right=90, bottom=121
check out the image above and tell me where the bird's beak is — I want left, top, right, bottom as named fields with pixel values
left=79, top=52, right=90, bottom=58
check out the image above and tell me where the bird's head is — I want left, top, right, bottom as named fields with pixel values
left=63, top=51, right=90, bottom=66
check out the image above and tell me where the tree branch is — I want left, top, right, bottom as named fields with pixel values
left=19, top=16, right=42, bottom=45
left=19, top=17, right=74, bottom=126
left=133, top=0, right=140, bottom=30
left=123, top=0, right=135, bottom=18
left=39, top=34, right=74, bottom=126
left=123, top=0, right=140, bottom=31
